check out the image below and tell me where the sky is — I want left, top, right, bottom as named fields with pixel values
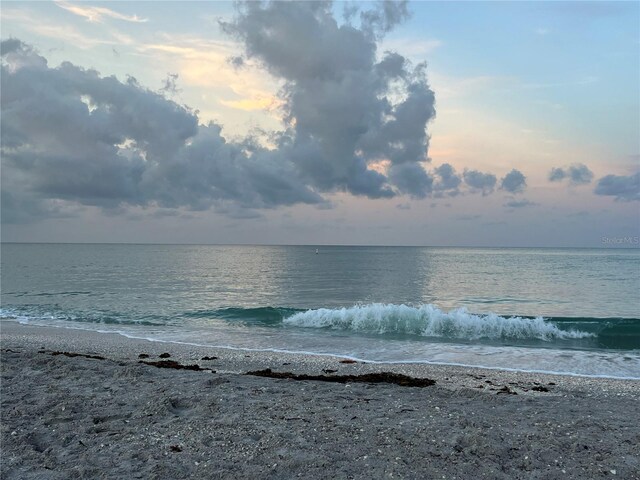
left=1, top=0, right=639, bottom=247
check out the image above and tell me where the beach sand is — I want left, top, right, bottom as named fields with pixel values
left=1, top=322, right=639, bottom=479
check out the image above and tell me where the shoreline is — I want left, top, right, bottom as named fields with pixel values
left=2, top=322, right=639, bottom=479
left=3, top=321, right=640, bottom=390
left=2, top=319, right=640, bottom=382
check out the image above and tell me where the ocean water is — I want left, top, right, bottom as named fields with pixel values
left=1, top=243, right=639, bottom=378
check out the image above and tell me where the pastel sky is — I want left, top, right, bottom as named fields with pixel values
left=1, top=1, right=638, bottom=246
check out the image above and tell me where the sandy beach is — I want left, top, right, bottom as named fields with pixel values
left=1, top=322, right=639, bottom=479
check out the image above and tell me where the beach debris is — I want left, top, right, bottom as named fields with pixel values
left=201, top=356, right=218, bottom=360
left=246, top=369, right=436, bottom=387
left=531, top=385, right=550, bottom=392
left=139, top=359, right=212, bottom=371
left=159, top=353, right=171, bottom=358
left=138, top=353, right=150, bottom=359
left=496, top=386, right=518, bottom=395
left=322, top=369, right=338, bottom=374
left=169, top=445, right=182, bottom=452
left=48, top=351, right=105, bottom=360
left=339, top=359, right=358, bottom=364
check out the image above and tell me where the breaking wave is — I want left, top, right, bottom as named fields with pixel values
left=283, top=304, right=594, bottom=341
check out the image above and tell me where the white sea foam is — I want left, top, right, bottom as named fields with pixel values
left=283, top=303, right=594, bottom=341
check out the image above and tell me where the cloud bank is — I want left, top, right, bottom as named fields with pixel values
left=2, top=1, right=444, bottom=223
left=3, top=1, right=631, bottom=227
left=1, top=39, right=326, bottom=223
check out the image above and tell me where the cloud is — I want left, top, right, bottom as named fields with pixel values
left=504, top=199, right=537, bottom=209
left=159, top=73, right=181, bottom=96
left=387, top=163, right=430, bottom=198
left=0, top=39, right=322, bottom=223
left=462, top=169, right=496, bottom=196
left=500, top=169, right=526, bottom=194
left=548, top=167, right=566, bottom=182
left=432, top=163, right=461, bottom=196
left=2, top=2, right=439, bottom=223
left=55, top=1, right=148, bottom=23
left=221, top=0, right=436, bottom=199
left=359, top=0, right=411, bottom=37
left=548, top=163, right=593, bottom=185
left=594, top=172, right=640, bottom=202
left=0, top=189, right=77, bottom=224
left=0, top=37, right=47, bottom=71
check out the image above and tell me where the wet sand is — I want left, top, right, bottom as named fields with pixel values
left=1, top=322, right=639, bottom=479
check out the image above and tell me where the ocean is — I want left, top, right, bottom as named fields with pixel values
left=1, top=243, right=639, bottom=378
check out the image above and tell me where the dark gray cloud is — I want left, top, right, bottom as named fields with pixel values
left=1, top=38, right=23, bottom=55
left=387, top=162, right=431, bottom=198
left=1, top=39, right=322, bottom=223
left=1, top=37, right=47, bottom=70
left=222, top=1, right=435, bottom=198
left=433, top=163, right=461, bottom=196
left=3, top=2, right=439, bottom=223
left=462, top=169, right=496, bottom=196
left=500, top=169, right=527, bottom=194
left=548, top=163, right=593, bottom=185
left=594, top=172, right=640, bottom=202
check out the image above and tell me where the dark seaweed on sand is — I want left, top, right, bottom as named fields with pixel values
left=139, top=359, right=212, bottom=371
left=48, top=351, right=106, bottom=360
left=246, top=368, right=436, bottom=387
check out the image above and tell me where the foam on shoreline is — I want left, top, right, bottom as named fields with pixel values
left=2, top=321, right=638, bottom=394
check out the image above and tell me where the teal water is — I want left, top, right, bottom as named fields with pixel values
left=1, top=244, right=639, bottom=377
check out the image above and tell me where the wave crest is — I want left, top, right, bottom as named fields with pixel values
left=283, top=304, right=594, bottom=341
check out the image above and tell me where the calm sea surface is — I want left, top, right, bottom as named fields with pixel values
left=2, top=244, right=639, bottom=378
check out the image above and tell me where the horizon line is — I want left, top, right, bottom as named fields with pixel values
left=1, top=241, right=639, bottom=250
